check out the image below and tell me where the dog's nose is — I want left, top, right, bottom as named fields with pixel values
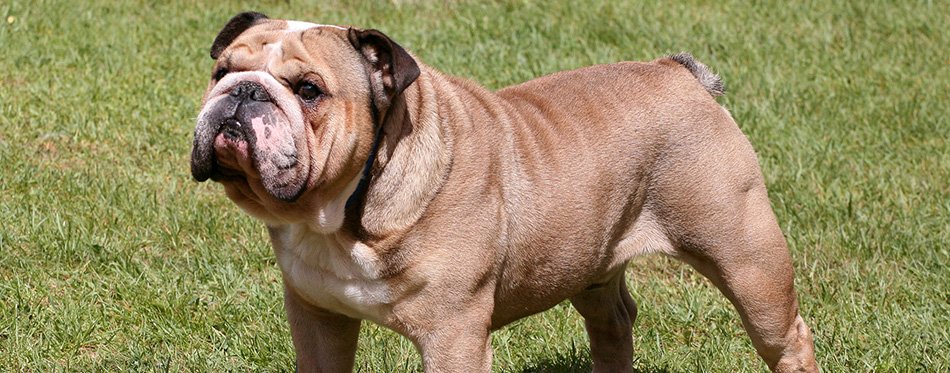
left=229, top=81, right=271, bottom=102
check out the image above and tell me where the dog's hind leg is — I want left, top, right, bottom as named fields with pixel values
left=672, top=212, right=818, bottom=372
left=641, top=103, right=818, bottom=371
left=655, top=175, right=819, bottom=372
left=569, top=266, right=637, bottom=373
left=673, top=230, right=818, bottom=372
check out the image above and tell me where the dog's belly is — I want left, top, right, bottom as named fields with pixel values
left=270, top=224, right=392, bottom=322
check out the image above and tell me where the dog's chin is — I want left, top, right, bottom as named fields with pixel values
left=216, top=163, right=308, bottom=205
left=214, top=165, right=359, bottom=234
left=212, top=167, right=310, bottom=209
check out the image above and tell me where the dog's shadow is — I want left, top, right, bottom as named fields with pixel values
left=506, top=351, right=674, bottom=373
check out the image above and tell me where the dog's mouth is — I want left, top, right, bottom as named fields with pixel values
left=191, top=116, right=256, bottom=181
left=191, top=96, right=308, bottom=203
left=220, top=118, right=245, bottom=143
left=210, top=118, right=256, bottom=179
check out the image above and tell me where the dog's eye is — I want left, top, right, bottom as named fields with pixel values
left=297, top=83, right=321, bottom=100
left=213, top=68, right=229, bottom=81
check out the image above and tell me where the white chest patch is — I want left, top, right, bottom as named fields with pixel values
left=273, top=223, right=390, bottom=321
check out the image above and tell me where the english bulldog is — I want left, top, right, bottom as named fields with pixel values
left=190, top=11, right=818, bottom=372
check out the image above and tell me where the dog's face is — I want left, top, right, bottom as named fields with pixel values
left=190, top=12, right=419, bottom=231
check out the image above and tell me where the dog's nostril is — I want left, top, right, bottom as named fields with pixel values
left=251, top=89, right=269, bottom=101
left=230, top=81, right=271, bottom=102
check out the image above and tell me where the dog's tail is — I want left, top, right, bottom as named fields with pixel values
left=666, top=52, right=724, bottom=97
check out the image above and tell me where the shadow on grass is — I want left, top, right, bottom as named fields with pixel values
left=507, top=350, right=675, bottom=373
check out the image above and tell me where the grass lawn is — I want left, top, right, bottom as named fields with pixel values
left=1, top=0, right=948, bottom=371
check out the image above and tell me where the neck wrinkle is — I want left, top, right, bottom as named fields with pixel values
left=355, top=66, right=455, bottom=239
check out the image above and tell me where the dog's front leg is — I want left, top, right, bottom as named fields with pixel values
left=416, top=327, right=492, bottom=372
left=284, top=288, right=361, bottom=373
left=411, top=308, right=493, bottom=372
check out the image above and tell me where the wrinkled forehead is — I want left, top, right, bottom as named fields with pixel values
left=226, top=19, right=350, bottom=54
left=220, top=19, right=356, bottom=84
left=248, top=18, right=349, bottom=36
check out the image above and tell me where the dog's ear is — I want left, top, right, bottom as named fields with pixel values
left=210, top=12, right=269, bottom=59
left=348, top=28, right=420, bottom=111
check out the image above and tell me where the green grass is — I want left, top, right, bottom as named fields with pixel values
left=1, top=0, right=948, bottom=371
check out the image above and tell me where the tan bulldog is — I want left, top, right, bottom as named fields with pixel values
left=190, top=11, right=818, bottom=372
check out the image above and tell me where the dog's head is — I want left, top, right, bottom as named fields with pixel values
left=190, top=12, right=419, bottom=231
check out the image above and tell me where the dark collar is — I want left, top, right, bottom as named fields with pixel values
left=344, top=126, right=384, bottom=209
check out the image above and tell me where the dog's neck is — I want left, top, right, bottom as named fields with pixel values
left=349, top=65, right=456, bottom=238
left=343, top=119, right=385, bottom=211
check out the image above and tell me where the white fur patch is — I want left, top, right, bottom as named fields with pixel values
left=285, top=20, right=347, bottom=33
left=275, top=224, right=390, bottom=321
left=310, top=175, right=362, bottom=233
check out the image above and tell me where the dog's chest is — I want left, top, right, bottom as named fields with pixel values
left=271, top=224, right=391, bottom=321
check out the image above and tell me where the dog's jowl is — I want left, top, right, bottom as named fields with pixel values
left=191, top=11, right=818, bottom=373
